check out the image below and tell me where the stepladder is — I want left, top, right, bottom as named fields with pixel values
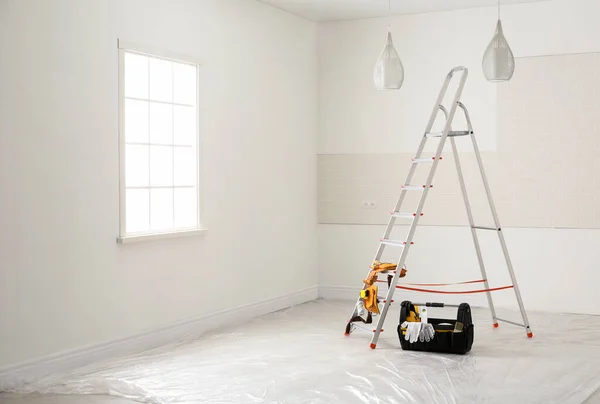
left=344, top=66, right=533, bottom=349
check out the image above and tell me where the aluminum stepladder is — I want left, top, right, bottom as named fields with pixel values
left=345, top=66, right=533, bottom=349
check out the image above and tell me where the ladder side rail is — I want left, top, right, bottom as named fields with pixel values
left=380, top=73, right=460, bottom=244
left=346, top=135, right=431, bottom=325
left=346, top=134, right=429, bottom=323
left=423, top=67, right=468, bottom=136
left=459, top=102, right=533, bottom=336
left=438, top=105, right=449, bottom=120
left=379, top=135, right=428, bottom=251
left=449, top=135, right=499, bottom=325
left=380, top=67, right=466, bottom=245
left=371, top=68, right=463, bottom=265
left=346, top=70, right=465, bottom=324
left=370, top=68, right=470, bottom=348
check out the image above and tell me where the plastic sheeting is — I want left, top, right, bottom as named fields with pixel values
left=6, top=299, right=600, bottom=403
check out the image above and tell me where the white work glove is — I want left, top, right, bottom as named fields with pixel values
left=402, top=322, right=435, bottom=343
left=356, top=300, right=366, bottom=316
left=401, top=322, right=422, bottom=343
left=419, top=323, right=435, bottom=342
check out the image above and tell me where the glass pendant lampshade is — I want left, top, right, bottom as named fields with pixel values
left=374, top=31, right=404, bottom=90
left=482, top=19, right=515, bottom=82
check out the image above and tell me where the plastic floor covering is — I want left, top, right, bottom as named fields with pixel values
left=6, top=299, right=600, bottom=404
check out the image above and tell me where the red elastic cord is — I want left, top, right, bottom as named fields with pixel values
left=377, top=279, right=486, bottom=287
left=406, top=279, right=487, bottom=287
left=396, top=285, right=514, bottom=294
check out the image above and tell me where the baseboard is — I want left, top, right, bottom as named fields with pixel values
left=318, top=285, right=357, bottom=300
left=0, top=285, right=319, bottom=392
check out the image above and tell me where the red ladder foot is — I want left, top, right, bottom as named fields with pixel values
left=493, top=323, right=499, bottom=328
left=370, top=343, right=377, bottom=349
left=527, top=332, right=533, bottom=338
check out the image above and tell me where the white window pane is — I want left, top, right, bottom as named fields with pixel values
left=124, top=52, right=148, bottom=99
left=151, top=189, right=174, bottom=231
left=174, top=188, right=198, bottom=229
left=174, top=105, right=196, bottom=146
left=125, top=145, right=149, bottom=187
left=125, top=100, right=149, bottom=143
left=149, top=102, right=173, bottom=144
left=126, top=189, right=149, bottom=233
left=149, top=58, right=172, bottom=102
left=174, top=147, right=196, bottom=186
left=150, top=146, right=173, bottom=186
left=173, top=63, right=197, bottom=105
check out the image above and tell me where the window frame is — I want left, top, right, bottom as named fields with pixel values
left=117, top=40, right=205, bottom=244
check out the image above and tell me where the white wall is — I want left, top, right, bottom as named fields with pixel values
left=319, top=225, right=600, bottom=314
left=318, top=0, right=600, bottom=315
left=318, top=0, right=600, bottom=155
left=0, top=0, right=318, bottom=369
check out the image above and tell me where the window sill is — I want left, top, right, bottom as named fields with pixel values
left=117, top=228, right=207, bottom=244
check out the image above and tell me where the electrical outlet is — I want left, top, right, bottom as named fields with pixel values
left=363, top=201, right=377, bottom=209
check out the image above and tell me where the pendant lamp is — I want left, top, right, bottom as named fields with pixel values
left=482, top=1, right=515, bottom=82
left=374, top=0, right=404, bottom=90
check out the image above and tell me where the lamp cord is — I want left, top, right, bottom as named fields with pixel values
left=388, top=0, right=391, bottom=31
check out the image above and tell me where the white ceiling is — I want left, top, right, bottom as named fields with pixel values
left=259, top=0, right=548, bottom=22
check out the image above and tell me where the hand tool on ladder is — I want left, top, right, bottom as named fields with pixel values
left=344, top=66, right=533, bottom=349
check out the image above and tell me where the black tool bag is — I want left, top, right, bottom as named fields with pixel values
left=397, top=301, right=474, bottom=355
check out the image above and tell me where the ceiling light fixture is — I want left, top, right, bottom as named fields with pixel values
left=482, top=0, right=515, bottom=82
left=373, top=0, right=404, bottom=90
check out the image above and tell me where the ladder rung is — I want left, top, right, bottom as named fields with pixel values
left=412, top=157, right=442, bottom=164
left=496, top=317, right=526, bottom=328
left=472, top=226, right=500, bottom=231
left=352, top=323, right=384, bottom=333
left=426, top=130, right=472, bottom=137
left=380, top=239, right=414, bottom=247
left=390, top=211, right=423, bottom=219
left=401, top=185, right=433, bottom=191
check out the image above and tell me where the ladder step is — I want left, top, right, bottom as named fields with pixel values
left=352, top=323, right=384, bottom=333
left=426, top=130, right=472, bottom=138
left=472, top=226, right=500, bottom=231
left=390, top=211, right=423, bottom=219
left=496, top=317, right=526, bottom=328
left=380, top=239, right=414, bottom=247
left=401, top=185, right=433, bottom=191
left=412, top=157, right=442, bottom=164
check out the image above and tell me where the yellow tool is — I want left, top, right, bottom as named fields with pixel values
left=362, top=285, right=380, bottom=314
left=360, top=261, right=408, bottom=314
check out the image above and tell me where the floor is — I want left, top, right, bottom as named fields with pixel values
left=2, top=299, right=600, bottom=404
left=0, top=394, right=134, bottom=404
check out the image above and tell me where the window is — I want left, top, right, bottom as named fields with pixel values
left=118, top=43, right=202, bottom=242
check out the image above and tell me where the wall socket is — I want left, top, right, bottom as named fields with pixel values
left=363, top=201, right=377, bottom=209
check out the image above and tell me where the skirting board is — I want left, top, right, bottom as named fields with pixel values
left=0, top=285, right=319, bottom=392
